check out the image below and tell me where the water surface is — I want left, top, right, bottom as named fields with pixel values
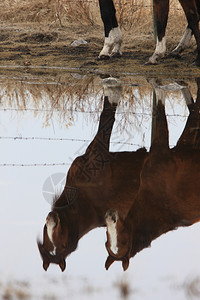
left=0, top=71, right=200, bottom=299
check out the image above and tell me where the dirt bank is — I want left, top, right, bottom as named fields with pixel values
left=0, top=22, right=200, bottom=77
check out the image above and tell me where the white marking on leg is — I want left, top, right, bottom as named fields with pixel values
left=102, top=77, right=122, bottom=104
left=99, top=27, right=122, bottom=58
left=46, top=218, right=57, bottom=255
left=148, top=37, right=166, bottom=64
left=105, top=212, right=119, bottom=255
left=178, top=28, right=192, bottom=48
left=155, top=88, right=165, bottom=105
left=172, top=28, right=192, bottom=55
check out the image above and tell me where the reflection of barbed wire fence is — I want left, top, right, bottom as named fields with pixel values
left=0, top=76, right=153, bottom=132
left=0, top=77, right=196, bottom=168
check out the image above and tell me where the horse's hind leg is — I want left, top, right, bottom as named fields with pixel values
left=147, top=0, right=169, bottom=64
left=175, top=79, right=200, bottom=151
left=179, top=0, right=200, bottom=65
left=98, top=0, right=122, bottom=59
left=150, top=85, right=169, bottom=153
left=85, top=78, right=122, bottom=156
left=171, top=26, right=193, bottom=57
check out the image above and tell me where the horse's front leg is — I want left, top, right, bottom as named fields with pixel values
left=147, top=0, right=169, bottom=64
left=98, top=0, right=123, bottom=59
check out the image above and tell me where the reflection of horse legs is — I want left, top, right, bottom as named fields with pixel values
left=175, top=79, right=200, bottom=151
left=150, top=85, right=169, bottom=154
left=85, top=79, right=122, bottom=168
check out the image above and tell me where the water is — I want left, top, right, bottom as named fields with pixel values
left=0, top=70, right=200, bottom=299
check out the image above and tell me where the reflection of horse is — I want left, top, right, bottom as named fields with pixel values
left=37, top=79, right=148, bottom=271
left=98, top=0, right=200, bottom=65
left=105, top=78, right=200, bottom=271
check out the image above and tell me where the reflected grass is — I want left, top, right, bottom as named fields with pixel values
left=0, top=73, right=152, bottom=130
left=0, top=73, right=197, bottom=133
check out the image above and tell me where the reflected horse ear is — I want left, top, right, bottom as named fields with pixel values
left=59, top=259, right=66, bottom=272
left=122, top=257, right=129, bottom=271
left=37, top=239, right=50, bottom=271
left=105, top=255, right=115, bottom=270
left=43, top=261, right=50, bottom=271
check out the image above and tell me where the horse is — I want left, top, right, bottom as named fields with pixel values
left=98, top=0, right=200, bottom=65
left=104, top=78, right=200, bottom=271
left=37, top=78, right=148, bottom=271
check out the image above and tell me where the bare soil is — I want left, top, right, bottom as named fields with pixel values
left=0, top=22, right=200, bottom=77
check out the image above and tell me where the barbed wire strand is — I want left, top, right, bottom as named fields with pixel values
left=0, top=145, right=179, bottom=167
left=0, top=108, right=188, bottom=118
left=0, top=163, right=69, bottom=167
left=0, top=136, right=139, bottom=145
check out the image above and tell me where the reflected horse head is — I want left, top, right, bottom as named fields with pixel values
left=105, top=209, right=130, bottom=271
left=37, top=196, right=80, bottom=272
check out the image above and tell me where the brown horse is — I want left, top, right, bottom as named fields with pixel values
left=37, top=79, right=148, bottom=271
left=104, top=78, right=200, bottom=271
left=98, top=0, right=200, bottom=65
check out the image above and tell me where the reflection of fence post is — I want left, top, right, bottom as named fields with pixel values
left=151, top=89, right=157, bottom=145
left=152, top=0, right=157, bottom=41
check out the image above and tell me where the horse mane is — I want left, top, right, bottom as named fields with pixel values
left=52, top=185, right=78, bottom=210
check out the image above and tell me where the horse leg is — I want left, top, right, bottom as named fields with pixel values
left=147, top=0, right=169, bottom=64
left=171, top=26, right=193, bottom=57
left=150, top=85, right=169, bottom=153
left=98, top=0, right=122, bottom=59
left=171, top=0, right=200, bottom=58
left=179, top=0, right=200, bottom=66
left=85, top=78, right=122, bottom=156
left=175, top=78, right=200, bottom=151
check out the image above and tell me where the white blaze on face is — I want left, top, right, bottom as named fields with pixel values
left=99, top=27, right=122, bottom=58
left=105, top=212, right=119, bottom=255
left=46, top=217, right=57, bottom=255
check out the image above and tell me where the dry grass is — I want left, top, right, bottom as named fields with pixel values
left=2, top=283, right=30, bottom=300
left=0, top=0, right=185, bottom=32
left=1, top=74, right=196, bottom=137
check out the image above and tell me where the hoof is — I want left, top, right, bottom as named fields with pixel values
left=168, top=53, right=180, bottom=59
left=111, top=52, right=122, bottom=58
left=168, top=51, right=181, bottom=59
left=98, top=55, right=110, bottom=60
left=145, top=60, right=157, bottom=65
left=192, top=60, right=200, bottom=67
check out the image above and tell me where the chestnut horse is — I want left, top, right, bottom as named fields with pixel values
left=98, top=0, right=200, bottom=65
left=105, top=78, right=200, bottom=271
left=37, top=79, right=148, bottom=271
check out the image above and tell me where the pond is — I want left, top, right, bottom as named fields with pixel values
left=0, top=68, right=200, bottom=299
